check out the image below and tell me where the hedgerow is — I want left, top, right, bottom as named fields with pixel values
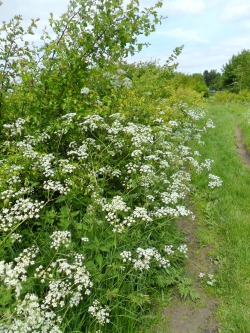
left=0, top=1, right=222, bottom=331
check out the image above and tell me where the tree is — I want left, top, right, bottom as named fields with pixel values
left=172, top=72, right=209, bottom=97
left=222, top=49, right=250, bottom=92
left=0, top=0, right=164, bottom=122
left=203, top=69, right=222, bottom=91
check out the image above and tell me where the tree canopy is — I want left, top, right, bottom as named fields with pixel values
left=203, top=69, right=222, bottom=91
left=221, top=49, right=250, bottom=92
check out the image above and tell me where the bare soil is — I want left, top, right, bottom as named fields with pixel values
left=235, top=126, right=250, bottom=168
left=161, top=215, right=220, bottom=333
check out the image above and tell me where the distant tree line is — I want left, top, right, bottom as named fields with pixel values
left=166, top=49, right=250, bottom=98
left=202, top=49, right=250, bottom=93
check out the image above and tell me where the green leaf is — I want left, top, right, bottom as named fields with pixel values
left=95, top=253, right=103, bottom=268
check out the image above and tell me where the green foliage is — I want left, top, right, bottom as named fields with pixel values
left=209, top=89, right=250, bottom=105
left=0, top=0, right=164, bottom=124
left=192, top=103, right=250, bottom=332
left=0, top=100, right=211, bottom=332
left=177, top=278, right=200, bottom=301
left=203, top=69, right=223, bottom=91
left=0, top=1, right=219, bottom=332
left=221, top=49, right=250, bottom=92
left=171, top=73, right=209, bottom=97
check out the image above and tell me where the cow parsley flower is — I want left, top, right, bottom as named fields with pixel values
left=208, top=173, right=223, bottom=188
left=88, top=300, right=110, bottom=325
left=81, top=87, right=90, bottom=94
left=50, top=231, right=71, bottom=250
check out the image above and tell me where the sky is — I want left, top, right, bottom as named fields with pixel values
left=0, top=0, right=250, bottom=74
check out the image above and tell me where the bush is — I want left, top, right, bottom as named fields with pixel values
left=0, top=1, right=220, bottom=331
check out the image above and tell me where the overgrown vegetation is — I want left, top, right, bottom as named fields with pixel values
left=0, top=1, right=223, bottom=332
left=2, top=0, right=250, bottom=331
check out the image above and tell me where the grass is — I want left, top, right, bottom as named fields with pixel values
left=192, top=102, right=250, bottom=331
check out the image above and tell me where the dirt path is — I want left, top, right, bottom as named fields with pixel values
left=162, top=215, right=219, bottom=333
left=158, top=125, right=250, bottom=333
left=235, top=126, right=250, bottom=168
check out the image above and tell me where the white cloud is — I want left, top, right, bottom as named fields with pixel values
left=219, top=3, right=250, bottom=23
left=166, top=0, right=206, bottom=15
left=0, top=0, right=68, bottom=22
left=156, top=27, right=207, bottom=43
left=222, top=36, right=250, bottom=48
left=177, top=49, right=231, bottom=73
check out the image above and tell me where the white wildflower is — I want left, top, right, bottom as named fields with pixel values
left=88, top=300, right=110, bottom=325
left=208, top=173, right=223, bottom=188
left=50, top=231, right=71, bottom=250
left=81, top=87, right=90, bottom=94
left=207, top=274, right=216, bottom=286
left=177, top=244, right=188, bottom=255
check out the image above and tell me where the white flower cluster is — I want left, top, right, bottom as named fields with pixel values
left=81, top=237, right=89, bottom=242
left=195, top=158, right=214, bottom=173
left=10, top=232, right=22, bottom=243
left=7, top=175, right=21, bottom=185
left=105, top=206, right=152, bottom=233
left=208, top=173, right=223, bottom=188
left=177, top=244, right=188, bottom=255
left=164, top=245, right=175, bottom=255
left=104, top=70, right=132, bottom=89
left=79, top=114, right=105, bottom=131
left=120, top=250, right=132, bottom=263
left=126, top=162, right=138, bottom=174
left=3, top=118, right=25, bottom=136
left=35, top=252, right=93, bottom=308
left=0, top=198, right=44, bottom=232
left=81, top=87, right=91, bottom=95
left=67, top=142, right=88, bottom=160
left=101, top=196, right=130, bottom=232
left=206, top=274, right=216, bottom=286
left=43, top=179, right=70, bottom=194
left=1, top=186, right=33, bottom=200
left=61, top=112, right=77, bottom=122
left=4, top=293, right=62, bottom=333
left=206, top=119, right=216, bottom=129
left=182, top=103, right=205, bottom=120
left=1, top=188, right=15, bottom=199
left=124, top=123, right=154, bottom=147
left=133, top=248, right=170, bottom=270
left=35, top=153, right=55, bottom=177
left=199, top=272, right=216, bottom=286
left=0, top=246, right=39, bottom=297
left=16, top=142, right=38, bottom=159
left=168, top=120, right=178, bottom=127
left=152, top=204, right=191, bottom=219
left=131, top=149, right=143, bottom=158
left=161, top=190, right=185, bottom=205
left=120, top=247, right=170, bottom=271
left=88, top=299, right=110, bottom=325
left=50, top=231, right=71, bottom=250
left=58, top=159, right=76, bottom=174
left=132, top=207, right=152, bottom=223
left=54, top=114, right=77, bottom=137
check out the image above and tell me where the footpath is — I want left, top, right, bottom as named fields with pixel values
left=160, top=103, right=250, bottom=333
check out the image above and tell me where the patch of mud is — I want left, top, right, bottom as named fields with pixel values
left=161, top=216, right=220, bottom=333
left=235, top=126, right=250, bottom=168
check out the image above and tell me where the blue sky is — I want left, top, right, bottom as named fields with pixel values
left=1, top=0, right=250, bottom=74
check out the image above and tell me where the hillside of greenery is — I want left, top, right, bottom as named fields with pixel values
left=1, top=0, right=250, bottom=332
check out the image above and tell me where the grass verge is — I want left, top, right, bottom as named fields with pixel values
left=192, top=103, right=250, bottom=332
